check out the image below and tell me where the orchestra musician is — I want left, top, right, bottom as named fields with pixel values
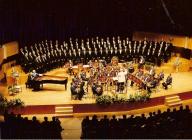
left=130, top=69, right=143, bottom=87
left=70, top=82, right=84, bottom=100
left=80, top=70, right=88, bottom=81
left=142, top=74, right=151, bottom=90
left=157, top=70, right=164, bottom=81
left=149, top=66, right=156, bottom=77
left=71, top=74, right=85, bottom=100
left=135, top=69, right=144, bottom=78
left=138, top=56, right=145, bottom=69
left=67, top=60, right=73, bottom=75
left=173, top=56, right=181, bottom=72
left=92, top=82, right=103, bottom=96
left=162, top=74, right=172, bottom=90
left=128, top=62, right=134, bottom=73
left=146, top=77, right=158, bottom=93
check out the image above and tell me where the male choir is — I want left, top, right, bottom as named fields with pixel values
left=20, top=36, right=172, bottom=73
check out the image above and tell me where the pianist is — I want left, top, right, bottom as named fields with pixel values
left=30, top=70, right=43, bottom=91
left=30, top=70, right=43, bottom=80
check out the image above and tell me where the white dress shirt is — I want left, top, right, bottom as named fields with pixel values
left=117, top=70, right=127, bottom=83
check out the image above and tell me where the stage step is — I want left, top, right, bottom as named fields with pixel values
left=55, top=106, right=73, bottom=110
left=168, top=101, right=183, bottom=107
left=165, top=95, right=180, bottom=100
left=165, top=95, right=182, bottom=107
left=55, top=105, right=73, bottom=118
left=55, top=110, right=73, bottom=113
left=166, top=98, right=181, bottom=103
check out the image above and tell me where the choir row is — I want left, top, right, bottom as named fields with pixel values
left=20, top=36, right=173, bottom=73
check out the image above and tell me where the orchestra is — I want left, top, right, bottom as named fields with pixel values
left=26, top=52, right=172, bottom=99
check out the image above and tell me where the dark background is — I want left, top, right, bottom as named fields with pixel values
left=0, top=0, right=192, bottom=44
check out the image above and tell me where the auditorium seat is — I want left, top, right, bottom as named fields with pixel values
left=1, top=113, right=63, bottom=139
left=81, top=105, right=192, bottom=139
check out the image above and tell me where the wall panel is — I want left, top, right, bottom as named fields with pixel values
left=0, top=41, right=19, bottom=81
left=0, top=47, right=4, bottom=64
left=133, top=31, right=190, bottom=49
left=2, top=41, right=19, bottom=58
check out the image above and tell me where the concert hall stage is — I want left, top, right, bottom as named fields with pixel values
left=2, top=72, right=192, bottom=116
left=2, top=57, right=192, bottom=116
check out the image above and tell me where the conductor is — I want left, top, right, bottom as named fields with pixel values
left=117, top=68, right=127, bottom=93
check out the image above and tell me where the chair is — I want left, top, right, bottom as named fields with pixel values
left=25, top=81, right=31, bottom=88
left=167, top=83, right=173, bottom=88
left=152, top=81, right=160, bottom=93
left=151, top=86, right=159, bottom=93
left=25, top=75, right=32, bottom=88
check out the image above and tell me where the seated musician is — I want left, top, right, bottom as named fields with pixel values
left=30, top=70, right=43, bottom=80
left=128, top=62, right=134, bottom=73
left=71, top=83, right=77, bottom=98
left=100, top=59, right=107, bottom=67
left=29, top=70, right=43, bottom=90
left=92, top=82, right=103, bottom=96
left=130, top=69, right=143, bottom=87
left=150, top=78, right=158, bottom=88
left=67, top=60, right=73, bottom=75
left=117, top=68, right=127, bottom=93
left=138, top=56, right=145, bottom=69
left=157, top=70, right=164, bottom=81
left=173, top=56, right=181, bottom=72
left=88, top=60, right=93, bottom=68
left=149, top=66, right=156, bottom=77
left=143, top=75, right=151, bottom=88
left=136, top=69, right=144, bottom=78
left=70, top=81, right=85, bottom=100
left=162, top=74, right=172, bottom=90
left=147, top=78, right=158, bottom=93
left=80, top=70, right=88, bottom=81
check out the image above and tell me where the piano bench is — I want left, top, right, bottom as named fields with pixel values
left=25, top=82, right=31, bottom=88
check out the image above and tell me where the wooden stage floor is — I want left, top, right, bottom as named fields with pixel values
left=1, top=57, right=192, bottom=106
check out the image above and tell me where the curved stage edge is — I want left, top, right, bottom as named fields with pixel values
left=8, top=91, right=192, bottom=115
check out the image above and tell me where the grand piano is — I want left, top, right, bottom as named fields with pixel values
left=32, top=75, right=68, bottom=91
